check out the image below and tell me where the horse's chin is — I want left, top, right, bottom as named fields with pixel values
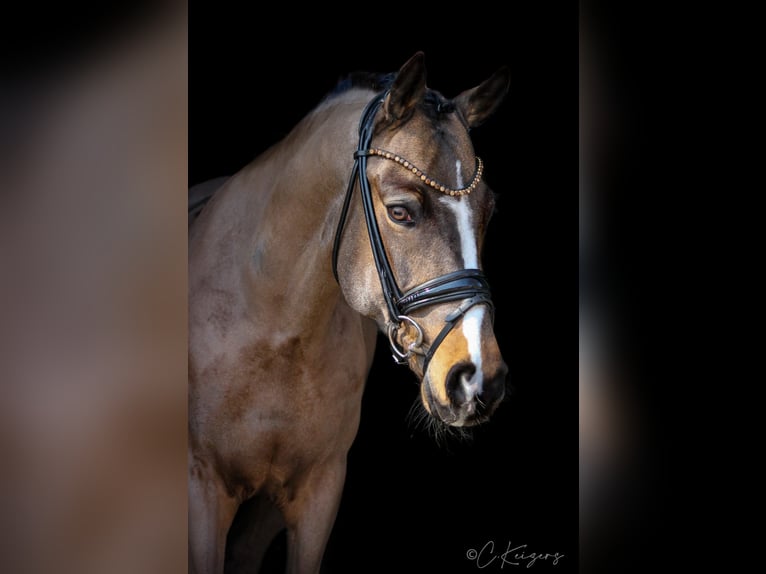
left=429, top=404, right=490, bottom=428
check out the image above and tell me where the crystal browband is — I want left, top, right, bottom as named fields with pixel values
left=366, top=148, right=483, bottom=196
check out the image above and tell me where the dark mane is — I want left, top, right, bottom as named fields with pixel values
left=326, top=70, right=454, bottom=117
left=328, top=71, right=396, bottom=97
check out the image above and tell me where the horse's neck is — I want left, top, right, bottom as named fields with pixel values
left=191, top=91, right=370, bottom=340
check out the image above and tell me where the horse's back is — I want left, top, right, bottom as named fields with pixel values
left=189, top=176, right=230, bottom=227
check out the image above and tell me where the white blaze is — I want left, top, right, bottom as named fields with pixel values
left=450, top=160, right=479, bottom=268
left=439, top=160, right=485, bottom=400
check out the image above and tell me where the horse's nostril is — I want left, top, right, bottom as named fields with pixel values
left=478, top=363, right=508, bottom=412
left=445, top=362, right=476, bottom=405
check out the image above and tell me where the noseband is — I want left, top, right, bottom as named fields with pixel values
left=332, top=92, right=494, bottom=376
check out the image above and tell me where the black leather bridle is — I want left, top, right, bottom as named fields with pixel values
left=332, top=92, right=494, bottom=376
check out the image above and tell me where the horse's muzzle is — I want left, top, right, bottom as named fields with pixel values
left=426, top=360, right=508, bottom=427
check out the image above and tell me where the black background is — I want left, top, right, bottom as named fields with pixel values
left=190, top=4, right=576, bottom=572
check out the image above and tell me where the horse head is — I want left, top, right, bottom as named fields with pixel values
left=335, top=52, right=510, bottom=428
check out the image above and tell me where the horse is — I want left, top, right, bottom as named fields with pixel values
left=188, top=52, right=511, bottom=574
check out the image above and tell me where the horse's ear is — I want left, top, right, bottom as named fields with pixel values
left=454, top=66, right=511, bottom=129
left=384, top=52, right=427, bottom=123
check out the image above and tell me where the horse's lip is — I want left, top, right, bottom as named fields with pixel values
left=422, top=378, right=459, bottom=424
left=459, top=413, right=490, bottom=427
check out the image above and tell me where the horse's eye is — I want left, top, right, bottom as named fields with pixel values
left=387, top=205, right=413, bottom=223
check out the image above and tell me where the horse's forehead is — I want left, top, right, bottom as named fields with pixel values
left=372, top=111, right=486, bottom=207
left=382, top=112, right=474, bottom=166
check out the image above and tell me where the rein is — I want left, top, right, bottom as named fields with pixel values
left=332, top=92, right=494, bottom=376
